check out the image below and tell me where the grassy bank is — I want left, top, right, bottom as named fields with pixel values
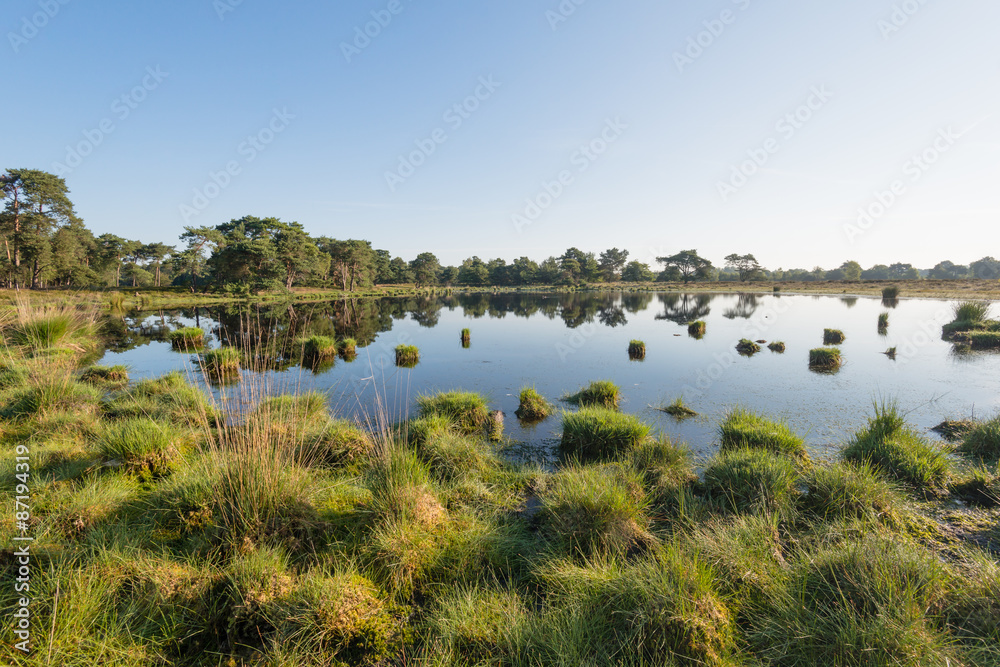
left=1, top=306, right=999, bottom=666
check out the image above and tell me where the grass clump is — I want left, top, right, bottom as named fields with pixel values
left=767, top=341, right=785, bottom=353
left=882, top=285, right=900, bottom=299
left=338, top=337, right=357, bottom=360
left=950, top=465, right=1000, bottom=508
left=80, top=364, right=129, bottom=389
left=514, top=386, right=553, bottom=421
left=395, top=344, right=419, bottom=368
left=953, top=300, right=990, bottom=324
left=169, top=327, right=205, bottom=350
left=202, top=346, right=240, bottom=380
left=425, top=586, right=526, bottom=661
left=533, top=545, right=736, bottom=665
left=823, top=328, right=846, bottom=344
left=809, top=347, right=842, bottom=370
left=104, top=371, right=214, bottom=427
left=660, top=396, right=697, bottom=418
left=460, top=327, right=471, bottom=343
left=627, top=339, right=645, bottom=360
left=702, top=448, right=800, bottom=517
left=878, top=311, right=890, bottom=331
left=749, top=534, right=958, bottom=666
left=98, top=417, right=184, bottom=478
left=538, top=462, right=654, bottom=557
left=843, top=401, right=952, bottom=491
left=736, top=338, right=760, bottom=355
left=560, top=407, right=651, bottom=458
left=885, top=346, right=897, bottom=359
left=719, top=408, right=807, bottom=460
left=4, top=376, right=103, bottom=419
left=417, top=390, right=490, bottom=435
left=626, top=437, right=697, bottom=511
left=565, top=379, right=621, bottom=409
left=956, top=415, right=1000, bottom=462
left=302, top=334, right=337, bottom=363
left=801, top=461, right=906, bottom=525
left=5, top=306, right=97, bottom=357
left=688, top=320, right=706, bottom=338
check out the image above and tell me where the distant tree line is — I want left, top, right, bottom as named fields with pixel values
left=2, top=169, right=997, bottom=291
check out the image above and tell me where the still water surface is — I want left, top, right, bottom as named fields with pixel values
left=98, top=291, right=1000, bottom=462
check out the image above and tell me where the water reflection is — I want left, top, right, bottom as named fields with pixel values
left=655, top=293, right=715, bottom=325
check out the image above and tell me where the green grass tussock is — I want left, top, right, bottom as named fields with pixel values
left=168, top=326, right=205, bottom=350
left=97, top=417, right=185, bottom=479
left=748, top=533, right=959, bottom=666
left=719, top=408, right=807, bottom=460
left=956, top=415, right=1000, bottom=462
left=565, top=379, right=621, bottom=409
left=537, top=462, right=653, bottom=557
left=882, top=285, right=900, bottom=299
left=302, top=334, right=338, bottom=363
left=701, top=448, right=800, bottom=518
left=103, top=371, right=215, bottom=427
left=560, top=407, right=651, bottom=459
left=418, top=390, right=490, bottom=435
left=801, top=461, right=907, bottom=525
left=202, top=346, right=240, bottom=380
left=395, top=344, right=420, bottom=368
left=809, top=347, right=842, bottom=370
left=878, top=311, right=890, bottom=331
left=688, top=320, right=706, bottom=338
left=627, top=339, right=645, bottom=360
left=80, top=364, right=129, bottom=389
left=660, top=396, right=697, bottom=418
left=515, top=386, right=553, bottom=421
left=767, top=341, right=785, bottom=353
left=843, top=401, right=952, bottom=491
left=823, top=328, right=846, bottom=344
left=531, top=545, right=736, bottom=665
left=735, top=338, right=760, bottom=355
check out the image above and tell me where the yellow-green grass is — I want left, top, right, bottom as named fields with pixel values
left=395, top=344, right=419, bottom=368
left=168, top=327, right=205, bottom=350
left=565, top=380, right=621, bottom=410
left=202, top=346, right=240, bottom=380
left=701, top=447, right=800, bottom=517
left=718, top=408, right=807, bottom=460
left=80, top=364, right=129, bottom=389
left=842, top=402, right=952, bottom=491
left=823, top=328, right=846, bottom=344
left=660, top=396, right=697, bottom=418
left=514, top=386, right=553, bottom=421
left=956, top=415, right=1000, bottom=462
left=736, top=338, right=761, bottom=355
left=809, top=347, right=842, bottom=370
left=560, top=407, right=651, bottom=458
left=627, top=339, right=645, bottom=360
left=688, top=320, right=706, bottom=338
left=767, top=341, right=786, bottom=353
left=417, top=391, right=490, bottom=435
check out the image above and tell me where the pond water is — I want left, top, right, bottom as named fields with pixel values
left=97, top=291, right=1000, bottom=462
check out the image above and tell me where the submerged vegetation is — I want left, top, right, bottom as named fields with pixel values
left=2, top=299, right=1000, bottom=666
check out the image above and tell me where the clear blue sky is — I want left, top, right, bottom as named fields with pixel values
left=4, top=0, right=998, bottom=270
